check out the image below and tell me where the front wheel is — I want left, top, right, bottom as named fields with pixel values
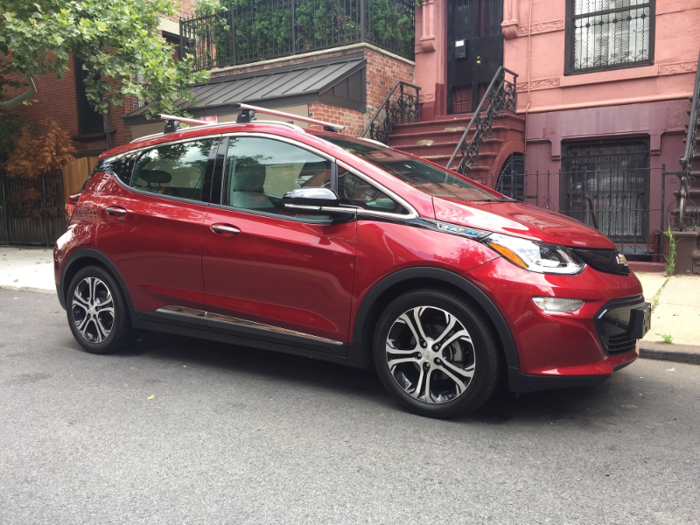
left=66, top=265, right=133, bottom=354
left=373, top=289, right=502, bottom=418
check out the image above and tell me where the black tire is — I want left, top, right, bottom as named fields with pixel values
left=66, top=265, right=134, bottom=355
left=373, top=288, right=502, bottom=418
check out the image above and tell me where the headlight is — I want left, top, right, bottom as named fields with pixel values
left=485, top=233, right=585, bottom=275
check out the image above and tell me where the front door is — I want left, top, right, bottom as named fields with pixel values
left=201, top=135, right=356, bottom=355
left=447, top=0, right=504, bottom=114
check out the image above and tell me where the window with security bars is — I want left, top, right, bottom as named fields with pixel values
left=560, top=140, right=650, bottom=243
left=566, top=0, right=654, bottom=74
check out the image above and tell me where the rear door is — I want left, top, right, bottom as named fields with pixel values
left=202, top=134, right=356, bottom=354
left=96, top=137, right=219, bottom=315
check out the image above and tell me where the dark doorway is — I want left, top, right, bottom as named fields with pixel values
left=447, top=0, right=503, bottom=114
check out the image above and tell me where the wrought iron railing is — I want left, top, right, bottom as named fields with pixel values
left=670, top=50, right=700, bottom=231
left=180, top=0, right=415, bottom=71
left=361, top=81, right=420, bottom=144
left=445, top=67, right=518, bottom=177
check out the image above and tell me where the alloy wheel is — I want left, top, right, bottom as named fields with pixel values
left=385, top=306, right=476, bottom=404
left=71, top=277, right=115, bottom=344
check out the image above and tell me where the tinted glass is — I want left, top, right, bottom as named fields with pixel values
left=100, top=152, right=137, bottom=185
left=224, top=137, right=331, bottom=217
left=338, top=167, right=407, bottom=214
left=320, top=136, right=503, bottom=202
left=132, top=140, right=216, bottom=201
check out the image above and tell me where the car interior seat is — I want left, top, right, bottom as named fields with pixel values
left=230, top=163, right=276, bottom=210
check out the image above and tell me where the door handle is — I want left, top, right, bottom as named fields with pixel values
left=105, top=206, right=127, bottom=217
left=211, top=223, right=241, bottom=236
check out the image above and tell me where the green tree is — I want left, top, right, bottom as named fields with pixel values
left=0, top=0, right=210, bottom=117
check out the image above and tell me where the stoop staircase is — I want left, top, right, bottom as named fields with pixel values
left=668, top=50, right=700, bottom=274
left=363, top=69, right=524, bottom=189
left=388, top=113, right=525, bottom=184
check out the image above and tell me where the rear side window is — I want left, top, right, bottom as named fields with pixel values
left=131, top=139, right=216, bottom=201
left=99, top=151, right=138, bottom=185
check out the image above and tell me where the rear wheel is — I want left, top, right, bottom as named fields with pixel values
left=66, top=265, right=133, bottom=354
left=373, top=288, right=501, bottom=418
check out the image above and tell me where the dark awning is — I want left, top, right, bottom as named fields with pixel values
left=123, top=53, right=366, bottom=126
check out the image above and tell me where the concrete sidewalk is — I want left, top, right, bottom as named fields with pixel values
left=0, top=246, right=55, bottom=293
left=1, top=246, right=698, bottom=364
left=636, top=272, right=700, bottom=364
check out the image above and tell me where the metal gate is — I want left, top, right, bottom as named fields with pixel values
left=447, top=0, right=503, bottom=114
left=560, top=140, right=651, bottom=244
left=0, top=173, right=66, bottom=246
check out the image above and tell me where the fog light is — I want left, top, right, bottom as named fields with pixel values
left=532, top=297, right=584, bottom=313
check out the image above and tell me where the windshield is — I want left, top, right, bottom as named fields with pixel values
left=318, top=135, right=507, bottom=202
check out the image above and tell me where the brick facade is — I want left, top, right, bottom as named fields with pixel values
left=7, top=59, right=136, bottom=157
left=5, top=0, right=186, bottom=158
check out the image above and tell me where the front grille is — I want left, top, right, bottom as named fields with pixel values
left=572, top=248, right=630, bottom=275
left=605, top=333, right=637, bottom=355
left=594, top=295, right=644, bottom=356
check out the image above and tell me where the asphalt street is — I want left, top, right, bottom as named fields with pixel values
left=0, top=289, right=698, bottom=525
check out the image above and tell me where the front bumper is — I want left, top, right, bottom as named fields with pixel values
left=465, top=257, right=646, bottom=392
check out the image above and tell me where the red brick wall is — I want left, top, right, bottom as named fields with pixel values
left=7, top=58, right=136, bottom=157
left=212, top=45, right=415, bottom=137
left=307, top=104, right=365, bottom=137
left=7, top=0, right=189, bottom=157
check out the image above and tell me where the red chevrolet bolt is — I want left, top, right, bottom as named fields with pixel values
left=54, top=108, right=651, bottom=418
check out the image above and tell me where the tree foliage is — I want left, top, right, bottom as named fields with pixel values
left=6, top=118, right=75, bottom=178
left=0, top=0, right=210, bottom=117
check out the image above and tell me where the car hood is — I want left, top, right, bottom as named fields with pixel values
left=432, top=197, right=615, bottom=249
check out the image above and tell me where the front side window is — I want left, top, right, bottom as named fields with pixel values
left=338, top=168, right=407, bottom=214
left=224, top=137, right=331, bottom=216
left=131, top=139, right=216, bottom=201
left=566, top=0, right=654, bottom=75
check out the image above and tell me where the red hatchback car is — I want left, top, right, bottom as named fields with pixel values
left=55, top=108, right=651, bottom=418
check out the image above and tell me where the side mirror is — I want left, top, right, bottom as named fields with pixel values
left=283, top=188, right=355, bottom=221
left=283, top=187, right=339, bottom=207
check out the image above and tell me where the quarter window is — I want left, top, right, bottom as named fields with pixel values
left=224, top=137, right=332, bottom=216
left=131, top=140, right=216, bottom=201
left=566, top=0, right=654, bottom=75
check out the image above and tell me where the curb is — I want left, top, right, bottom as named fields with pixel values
left=0, top=285, right=56, bottom=295
left=639, top=342, right=700, bottom=365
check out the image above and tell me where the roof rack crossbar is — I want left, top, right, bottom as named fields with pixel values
left=155, top=114, right=210, bottom=126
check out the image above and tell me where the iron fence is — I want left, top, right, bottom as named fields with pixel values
left=180, top=0, right=415, bottom=70
left=0, top=173, right=65, bottom=246
left=469, top=164, right=686, bottom=261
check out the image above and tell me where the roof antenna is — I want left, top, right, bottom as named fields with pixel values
left=236, top=108, right=256, bottom=123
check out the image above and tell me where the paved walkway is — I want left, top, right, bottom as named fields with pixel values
left=0, top=246, right=55, bottom=293
left=1, top=246, right=698, bottom=362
